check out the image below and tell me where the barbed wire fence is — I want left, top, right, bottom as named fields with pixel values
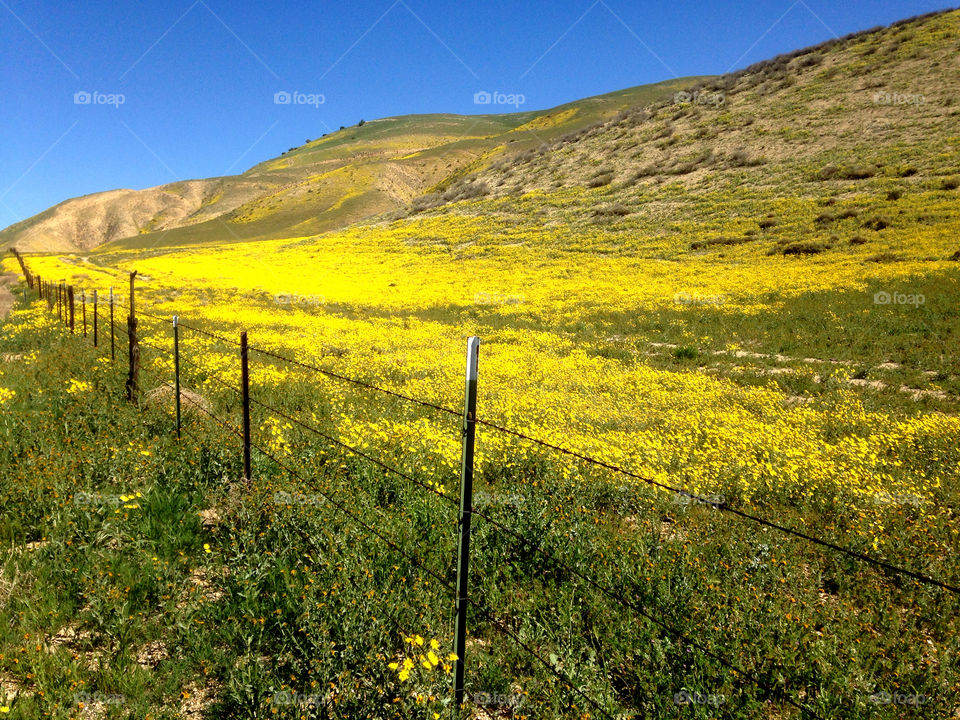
left=9, top=258, right=959, bottom=718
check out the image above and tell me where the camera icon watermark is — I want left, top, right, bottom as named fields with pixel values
left=273, top=691, right=325, bottom=708
left=473, top=90, right=525, bottom=109
left=274, top=293, right=326, bottom=307
left=273, top=491, right=325, bottom=507
left=74, top=90, right=125, bottom=108
left=872, top=91, right=925, bottom=106
left=873, top=290, right=924, bottom=306
left=474, top=291, right=524, bottom=306
left=673, top=90, right=725, bottom=107
left=673, top=492, right=725, bottom=507
left=673, top=291, right=726, bottom=306
left=674, top=690, right=725, bottom=706
left=274, top=90, right=325, bottom=108
left=868, top=690, right=928, bottom=706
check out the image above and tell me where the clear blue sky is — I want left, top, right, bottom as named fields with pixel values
left=0, top=0, right=950, bottom=228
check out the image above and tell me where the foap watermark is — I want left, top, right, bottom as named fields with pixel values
left=474, top=490, right=524, bottom=508
left=673, top=90, right=725, bottom=107
left=673, top=291, right=726, bottom=306
left=473, top=90, right=526, bottom=109
left=470, top=691, right=525, bottom=709
left=74, top=692, right=125, bottom=708
left=869, top=690, right=928, bottom=706
left=872, top=91, right=925, bottom=107
left=474, top=291, right=525, bottom=306
left=272, top=691, right=325, bottom=708
left=274, top=90, right=325, bottom=108
left=873, top=290, right=924, bottom=306
left=74, top=90, right=125, bottom=108
left=673, top=492, right=725, bottom=507
left=872, top=492, right=923, bottom=507
left=273, top=491, right=325, bottom=507
left=674, top=690, right=726, bottom=706
left=274, top=293, right=326, bottom=307
left=74, top=491, right=141, bottom=508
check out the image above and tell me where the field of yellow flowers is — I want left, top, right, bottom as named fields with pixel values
left=3, top=178, right=959, bottom=717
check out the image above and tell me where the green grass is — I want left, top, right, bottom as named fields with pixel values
left=0, top=285, right=957, bottom=719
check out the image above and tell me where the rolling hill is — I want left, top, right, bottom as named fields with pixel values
left=0, top=79, right=703, bottom=252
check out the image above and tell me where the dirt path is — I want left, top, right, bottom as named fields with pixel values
left=0, top=273, right=17, bottom=319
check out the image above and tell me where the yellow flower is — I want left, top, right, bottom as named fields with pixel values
left=203, top=544, right=212, bottom=554
left=398, top=669, right=410, bottom=681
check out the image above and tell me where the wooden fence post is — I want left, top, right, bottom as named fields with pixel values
left=241, top=331, right=252, bottom=483
left=453, top=336, right=480, bottom=710
left=126, top=272, right=139, bottom=402
left=93, top=290, right=98, bottom=347
left=82, top=290, right=87, bottom=338
left=68, top=287, right=75, bottom=333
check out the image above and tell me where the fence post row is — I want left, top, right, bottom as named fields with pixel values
left=241, top=331, right=252, bottom=483
left=453, top=336, right=480, bottom=709
left=109, top=287, right=115, bottom=362
left=173, top=315, right=181, bottom=440
left=126, top=271, right=139, bottom=403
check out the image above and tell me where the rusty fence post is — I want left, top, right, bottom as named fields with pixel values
left=126, top=272, right=139, bottom=402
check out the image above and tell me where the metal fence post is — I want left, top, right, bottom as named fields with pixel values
left=241, top=331, right=252, bottom=483
left=173, top=316, right=181, bottom=439
left=109, top=287, right=115, bottom=361
left=93, top=290, right=98, bottom=347
left=126, top=272, right=139, bottom=403
left=453, top=336, right=480, bottom=710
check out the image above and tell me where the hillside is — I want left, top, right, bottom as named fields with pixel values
left=0, top=79, right=702, bottom=252
left=3, top=10, right=960, bottom=719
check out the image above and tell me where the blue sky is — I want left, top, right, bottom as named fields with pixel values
left=0, top=0, right=950, bottom=228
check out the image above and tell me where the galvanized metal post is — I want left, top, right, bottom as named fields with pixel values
left=240, top=331, right=252, bottom=483
left=109, top=288, right=115, bottom=361
left=453, top=336, right=480, bottom=709
left=173, top=316, right=181, bottom=439
left=126, top=272, right=139, bottom=403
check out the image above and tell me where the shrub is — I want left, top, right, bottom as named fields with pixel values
left=948, top=250, right=960, bottom=261
left=690, top=236, right=756, bottom=250
left=778, top=241, right=831, bottom=255
left=758, top=218, right=777, bottom=229
left=587, top=169, right=615, bottom=188
left=593, top=204, right=631, bottom=217
left=849, top=235, right=869, bottom=245
left=866, top=252, right=903, bottom=263
left=886, top=189, right=903, bottom=200
left=941, top=177, right=960, bottom=190
left=863, top=215, right=890, bottom=230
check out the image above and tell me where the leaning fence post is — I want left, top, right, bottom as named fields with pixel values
left=109, top=288, right=115, bottom=361
left=93, top=290, right=98, bottom=347
left=126, top=271, right=139, bottom=402
left=173, top=316, right=181, bottom=439
left=453, top=336, right=480, bottom=710
left=241, top=331, right=252, bottom=483
left=68, top=287, right=75, bottom=333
